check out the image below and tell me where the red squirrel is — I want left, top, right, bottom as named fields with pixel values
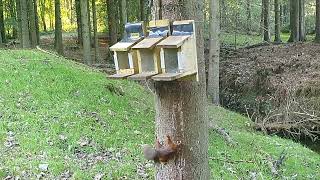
left=143, top=135, right=180, bottom=163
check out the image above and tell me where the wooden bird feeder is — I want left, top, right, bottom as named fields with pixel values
left=152, top=20, right=198, bottom=81
left=129, top=20, right=171, bottom=80
left=109, top=22, right=146, bottom=79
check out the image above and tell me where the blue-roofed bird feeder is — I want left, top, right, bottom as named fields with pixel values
left=152, top=20, right=198, bottom=81
left=129, top=20, right=171, bottom=80
left=109, top=22, right=146, bottom=79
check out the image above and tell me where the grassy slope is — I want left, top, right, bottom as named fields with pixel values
left=0, top=50, right=319, bottom=179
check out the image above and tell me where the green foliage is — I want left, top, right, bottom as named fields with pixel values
left=0, top=51, right=319, bottom=178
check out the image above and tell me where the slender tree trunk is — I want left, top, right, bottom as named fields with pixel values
left=315, top=0, right=320, bottom=42
left=299, top=0, right=305, bottom=41
left=75, top=0, right=82, bottom=45
left=107, top=0, right=117, bottom=46
left=140, top=0, right=145, bottom=21
left=246, top=0, right=251, bottom=34
left=208, top=0, right=220, bottom=105
left=34, top=0, right=40, bottom=44
left=49, top=1, right=54, bottom=29
left=220, top=0, right=227, bottom=29
left=262, top=0, right=270, bottom=42
left=275, top=0, right=282, bottom=42
left=288, top=0, right=299, bottom=42
left=121, top=0, right=127, bottom=36
left=0, top=26, right=2, bottom=47
left=55, top=0, right=64, bottom=55
left=80, top=0, right=92, bottom=65
left=40, top=0, right=47, bottom=32
left=16, top=0, right=22, bottom=46
left=92, top=0, right=100, bottom=63
left=151, top=0, right=162, bottom=20
left=153, top=0, right=209, bottom=179
left=20, top=0, right=30, bottom=48
left=0, top=0, right=6, bottom=43
left=28, top=0, right=37, bottom=48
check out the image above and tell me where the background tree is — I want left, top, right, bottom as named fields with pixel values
left=299, top=0, right=305, bottom=41
left=0, top=0, right=6, bottom=43
left=153, top=0, right=209, bottom=178
left=288, top=0, right=300, bottom=42
left=92, top=0, right=100, bottom=62
left=315, top=0, right=320, bottom=43
left=28, top=0, right=37, bottom=48
left=80, top=0, right=92, bottom=65
left=55, top=0, right=64, bottom=55
left=107, top=0, right=117, bottom=46
left=20, top=0, right=30, bottom=48
left=275, top=0, right=282, bottom=42
left=75, top=0, right=82, bottom=45
left=262, top=0, right=270, bottom=42
left=208, top=0, right=220, bottom=105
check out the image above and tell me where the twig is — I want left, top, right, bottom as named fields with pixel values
left=210, top=157, right=255, bottom=164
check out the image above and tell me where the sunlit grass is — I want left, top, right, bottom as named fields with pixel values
left=0, top=50, right=319, bottom=178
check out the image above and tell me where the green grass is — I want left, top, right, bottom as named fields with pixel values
left=0, top=50, right=319, bottom=179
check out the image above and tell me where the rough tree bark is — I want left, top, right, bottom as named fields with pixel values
left=275, top=0, right=282, bottom=42
left=288, top=0, right=299, bottom=42
left=153, top=0, right=209, bottom=179
left=262, top=0, right=270, bottom=42
left=208, top=0, right=220, bottom=105
left=20, top=0, right=30, bottom=48
left=80, top=0, right=92, bottom=65
left=54, top=0, right=64, bottom=55
left=315, top=0, right=320, bottom=43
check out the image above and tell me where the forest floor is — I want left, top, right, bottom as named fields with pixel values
left=0, top=50, right=319, bottom=179
left=219, top=42, right=320, bottom=149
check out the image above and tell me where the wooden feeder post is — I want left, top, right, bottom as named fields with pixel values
left=109, top=22, right=146, bottom=79
left=129, top=20, right=171, bottom=80
left=152, top=20, right=198, bottom=81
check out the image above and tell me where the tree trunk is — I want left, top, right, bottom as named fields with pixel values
left=151, top=0, right=162, bottom=20
left=274, top=0, right=282, bottom=42
left=0, top=26, right=2, bottom=47
left=298, top=0, right=305, bottom=41
left=40, top=0, right=47, bottom=32
left=220, top=0, right=227, bottom=29
left=121, top=0, right=127, bottom=37
left=34, top=0, right=40, bottom=44
left=107, top=0, right=117, bottom=46
left=75, top=0, right=82, bottom=45
left=153, top=0, right=209, bottom=179
left=140, top=0, right=145, bottom=21
left=80, top=0, right=92, bottom=65
left=20, top=0, right=31, bottom=48
left=0, top=0, right=6, bottom=43
left=208, top=0, right=220, bottom=105
left=262, top=0, right=270, bottom=42
left=315, top=0, right=320, bottom=43
left=54, top=0, right=64, bottom=55
left=246, top=0, right=251, bottom=34
left=92, top=0, right=100, bottom=63
left=28, top=0, right=37, bottom=48
left=16, top=0, right=22, bottom=46
left=288, top=0, right=299, bottom=42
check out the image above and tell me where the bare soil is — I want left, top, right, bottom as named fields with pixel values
left=215, top=42, right=320, bottom=140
